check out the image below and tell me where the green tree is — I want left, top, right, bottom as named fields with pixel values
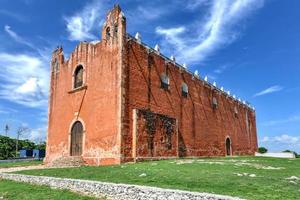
left=258, top=147, right=268, bottom=154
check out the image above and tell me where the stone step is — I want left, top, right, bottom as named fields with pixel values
left=49, top=156, right=85, bottom=167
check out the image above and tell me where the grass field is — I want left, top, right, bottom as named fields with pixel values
left=0, top=160, right=42, bottom=168
left=16, top=157, right=300, bottom=200
left=0, top=179, right=97, bottom=200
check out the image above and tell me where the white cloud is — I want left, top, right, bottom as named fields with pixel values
left=0, top=10, right=28, bottom=22
left=135, top=6, right=165, bottom=20
left=186, top=0, right=209, bottom=10
left=254, top=85, right=283, bottom=97
left=262, top=115, right=300, bottom=126
left=214, top=64, right=229, bottom=74
left=4, top=25, right=35, bottom=48
left=27, top=127, right=47, bottom=143
left=0, top=53, right=48, bottom=108
left=274, top=134, right=299, bottom=144
left=156, top=0, right=264, bottom=64
left=259, top=134, right=300, bottom=152
left=64, top=0, right=109, bottom=41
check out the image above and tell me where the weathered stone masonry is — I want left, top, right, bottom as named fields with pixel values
left=45, top=5, right=258, bottom=166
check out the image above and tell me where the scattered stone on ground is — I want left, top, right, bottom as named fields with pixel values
left=234, top=173, right=257, bottom=178
left=286, top=176, right=300, bottom=181
left=289, top=181, right=298, bottom=185
left=139, top=173, right=147, bottom=177
left=261, top=166, right=283, bottom=170
left=175, top=160, right=194, bottom=165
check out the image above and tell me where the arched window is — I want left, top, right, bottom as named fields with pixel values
left=182, top=83, right=188, bottom=98
left=106, top=27, right=111, bottom=40
left=74, top=65, right=84, bottom=89
left=160, top=73, right=170, bottom=90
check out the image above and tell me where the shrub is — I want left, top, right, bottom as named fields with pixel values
left=258, top=147, right=268, bottom=154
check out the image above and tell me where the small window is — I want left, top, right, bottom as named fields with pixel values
left=212, top=97, right=218, bottom=109
left=106, top=27, right=111, bottom=40
left=182, top=83, right=188, bottom=98
left=74, top=65, right=83, bottom=89
left=114, top=24, right=118, bottom=37
left=234, top=107, right=238, bottom=118
left=160, top=74, right=169, bottom=90
left=52, top=58, right=59, bottom=72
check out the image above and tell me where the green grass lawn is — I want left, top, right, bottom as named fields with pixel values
left=16, top=157, right=300, bottom=200
left=0, top=160, right=42, bottom=168
left=0, top=179, right=97, bottom=200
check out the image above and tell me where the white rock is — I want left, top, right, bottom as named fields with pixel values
left=139, top=173, right=147, bottom=177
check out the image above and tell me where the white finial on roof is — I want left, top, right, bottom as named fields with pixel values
left=119, top=11, right=125, bottom=18
left=182, top=63, right=187, bottom=69
left=221, top=87, right=224, bottom=91
left=233, top=95, right=236, bottom=99
left=135, top=32, right=141, bottom=43
left=204, top=76, right=208, bottom=82
left=170, top=55, right=176, bottom=62
left=213, top=81, right=217, bottom=87
left=154, top=44, right=160, bottom=53
left=238, top=98, right=241, bottom=102
left=227, top=91, right=230, bottom=95
left=253, top=106, right=255, bottom=110
left=194, top=70, right=199, bottom=77
left=243, top=100, right=246, bottom=104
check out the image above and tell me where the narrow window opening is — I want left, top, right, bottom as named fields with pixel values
left=106, top=27, right=111, bottom=40
left=114, top=24, right=118, bottom=37
left=212, top=97, right=218, bottom=109
left=234, top=106, right=238, bottom=118
left=182, top=83, right=188, bottom=98
left=160, top=74, right=169, bottom=90
left=74, top=65, right=83, bottom=89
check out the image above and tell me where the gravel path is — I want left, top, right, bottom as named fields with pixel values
left=0, top=166, right=244, bottom=200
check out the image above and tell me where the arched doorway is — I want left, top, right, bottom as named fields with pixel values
left=225, top=137, right=231, bottom=156
left=70, top=121, right=83, bottom=156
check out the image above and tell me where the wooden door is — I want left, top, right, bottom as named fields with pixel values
left=70, top=121, right=83, bottom=156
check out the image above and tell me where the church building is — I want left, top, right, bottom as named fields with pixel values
left=45, top=5, right=258, bottom=166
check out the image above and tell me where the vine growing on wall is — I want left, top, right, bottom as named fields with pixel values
left=140, top=109, right=175, bottom=151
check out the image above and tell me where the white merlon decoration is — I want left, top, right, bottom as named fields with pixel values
left=154, top=44, right=160, bottom=53
left=233, top=95, right=236, bottom=99
left=221, top=87, right=224, bottom=91
left=170, top=55, right=176, bottom=62
left=227, top=91, right=231, bottom=95
left=238, top=98, right=241, bottom=102
left=194, top=70, right=199, bottom=77
left=182, top=63, right=187, bottom=69
left=213, top=81, right=217, bottom=87
left=135, top=32, right=141, bottom=43
left=243, top=101, right=246, bottom=104
left=204, top=76, right=208, bottom=82
left=119, top=11, right=125, bottom=18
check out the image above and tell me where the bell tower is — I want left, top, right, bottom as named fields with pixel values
left=101, top=4, right=126, bottom=47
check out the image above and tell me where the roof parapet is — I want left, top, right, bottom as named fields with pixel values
left=126, top=33, right=255, bottom=111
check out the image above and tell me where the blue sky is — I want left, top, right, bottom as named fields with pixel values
left=0, top=0, right=299, bottom=152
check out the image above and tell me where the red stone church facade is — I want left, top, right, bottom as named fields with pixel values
left=45, top=5, right=258, bottom=166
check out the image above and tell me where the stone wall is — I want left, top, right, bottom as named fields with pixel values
left=122, top=37, right=258, bottom=161
left=0, top=173, right=243, bottom=200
